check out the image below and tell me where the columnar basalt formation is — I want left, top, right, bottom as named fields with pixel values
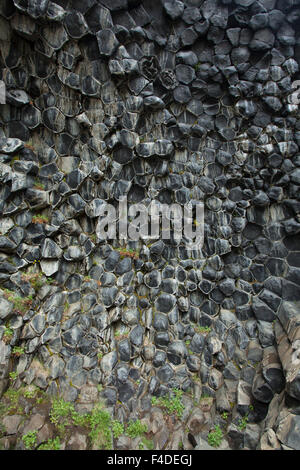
left=0, top=0, right=300, bottom=451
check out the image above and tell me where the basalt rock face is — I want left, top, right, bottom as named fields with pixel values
left=0, top=0, right=300, bottom=451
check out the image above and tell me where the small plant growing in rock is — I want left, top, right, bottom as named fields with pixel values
left=49, top=398, right=75, bottom=433
left=22, top=430, right=38, bottom=450
left=12, top=346, right=25, bottom=357
left=238, top=415, right=248, bottom=431
left=97, top=352, right=103, bottom=361
left=38, top=436, right=61, bottom=451
left=23, top=386, right=38, bottom=399
left=10, top=155, right=20, bottom=164
left=72, top=411, right=89, bottom=427
left=88, top=404, right=113, bottom=450
left=207, top=425, right=223, bottom=448
left=221, top=411, right=229, bottom=420
left=3, top=289, right=33, bottom=315
left=200, top=393, right=210, bottom=400
left=49, top=398, right=89, bottom=432
left=197, top=326, right=211, bottom=334
left=33, top=181, right=45, bottom=191
left=32, top=214, right=49, bottom=224
left=152, top=389, right=185, bottom=419
left=112, top=420, right=124, bottom=439
left=21, top=270, right=43, bottom=290
left=116, top=247, right=139, bottom=260
left=1, top=386, right=43, bottom=414
left=24, top=140, right=35, bottom=152
left=125, top=420, right=148, bottom=439
left=2, top=327, right=13, bottom=344
left=140, top=436, right=154, bottom=450
left=9, top=371, right=18, bottom=381
left=3, top=388, right=22, bottom=414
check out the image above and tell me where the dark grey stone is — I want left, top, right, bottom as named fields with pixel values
left=42, top=238, right=62, bottom=259
left=157, top=363, right=174, bottom=383
left=96, top=29, right=119, bottom=56
left=190, top=333, right=205, bottom=354
left=163, top=1, right=184, bottom=20
left=42, top=108, right=65, bottom=133
left=64, top=11, right=88, bottom=39
left=175, top=64, right=196, bottom=85
left=194, top=19, right=209, bottom=36
left=155, top=294, right=176, bottom=314
left=113, top=147, right=134, bottom=164
left=0, top=138, right=24, bottom=154
left=219, top=278, right=235, bottom=296
left=252, top=372, right=274, bottom=403
left=173, top=85, right=192, bottom=104
left=101, top=287, right=118, bottom=307
left=129, top=325, right=144, bottom=347
left=27, top=0, right=49, bottom=18
left=143, top=96, right=164, bottom=109
left=153, top=350, right=167, bottom=368
left=154, top=332, right=170, bottom=348
left=153, top=312, right=168, bottom=331
left=118, top=339, right=131, bottom=362
left=167, top=341, right=187, bottom=365
left=176, top=51, right=198, bottom=66
left=186, top=355, right=200, bottom=372
left=250, top=28, right=275, bottom=51
left=227, top=423, right=244, bottom=450
left=252, top=297, right=276, bottom=322
left=117, top=381, right=135, bottom=403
